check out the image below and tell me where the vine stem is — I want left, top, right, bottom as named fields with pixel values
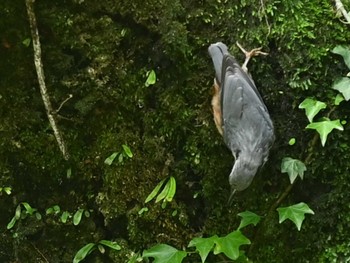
left=25, top=0, right=69, bottom=160
left=249, top=105, right=337, bottom=255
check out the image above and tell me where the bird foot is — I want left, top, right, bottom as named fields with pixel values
left=236, top=42, right=268, bottom=73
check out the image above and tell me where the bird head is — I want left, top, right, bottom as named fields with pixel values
left=229, top=152, right=262, bottom=192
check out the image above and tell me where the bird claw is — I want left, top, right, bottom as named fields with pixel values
left=236, top=42, right=268, bottom=73
left=236, top=42, right=268, bottom=59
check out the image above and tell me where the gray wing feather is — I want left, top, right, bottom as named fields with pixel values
left=220, top=54, right=274, bottom=154
left=221, top=55, right=267, bottom=110
left=208, top=42, right=229, bottom=84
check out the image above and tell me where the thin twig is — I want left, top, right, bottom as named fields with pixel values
left=259, top=0, right=271, bottom=37
left=335, top=0, right=350, bottom=24
left=25, top=0, right=69, bottom=160
left=30, top=242, right=50, bottom=263
left=55, top=94, right=73, bottom=114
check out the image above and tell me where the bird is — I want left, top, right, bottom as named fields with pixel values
left=208, top=42, right=275, bottom=197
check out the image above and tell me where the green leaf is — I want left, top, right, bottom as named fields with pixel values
left=3, top=187, right=12, bottom=195
left=188, top=235, right=218, bottom=263
left=67, top=168, right=72, bottom=179
left=237, top=211, right=261, bottom=230
left=35, top=212, right=42, bottom=220
left=332, top=77, right=350, bottom=101
left=104, top=152, right=118, bottom=165
left=306, top=119, right=344, bottom=146
left=21, top=202, right=36, bottom=215
left=298, top=98, right=327, bottom=123
left=99, top=240, right=121, bottom=250
left=73, top=243, right=96, bottom=263
left=281, top=157, right=307, bottom=184
left=334, top=93, right=345, bottom=106
left=288, top=138, right=296, bottom=145
left=332, top=45, right=350, bottom=70
left=73, top=209, right=84, bottom=226
left=138, top=207, right=148, bottom=215
left=145, top=70, right=156, bottom=87
left=7, top=216, right=17, bottom=229
left=277, top=202, right=315, bottom=231
left=118, top=153, right=124, bottom=163
left=165, top=176, right=176, bottom=202
left=145, top=178, right=166, bottom=203
left=213, top=231, right=251, bottom=260
left=61, top=211, right=70, bottom=223
left=15, top=204, right=21, bottom=219
left=97, top=244, right=105, bottom=254
left=22, top=38, right=31, bottom=47
left=156, top=179, right=170, bottom=203
left=53, top=205, right=61, bottom=213
left=84, top=210, right=90, bottom=218
left=122, top=144, right=133, bottom=158
left=46, top=207, right=54, bottom=215
left=143, top=244, right=187, bottom=263
left=127, top=252, right=142, bottom=263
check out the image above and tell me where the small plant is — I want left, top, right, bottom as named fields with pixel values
left=73, top=240, right=121, bottom=263
left=7, top=202, right=41, bottom=229
left=144, top=176, right=176, bottom=208
left=104, top=144, right=133, bottom=166
left=142, top=211, right=258, bottom=262
left=46, top=205, right=91, bottom=225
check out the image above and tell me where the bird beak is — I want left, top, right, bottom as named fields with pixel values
left=227, top=189, right=237, bottom=205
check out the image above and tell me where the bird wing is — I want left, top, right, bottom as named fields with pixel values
left=221, top=54, right=266, bottom=109
left=220, top=54, right=274, bottom=156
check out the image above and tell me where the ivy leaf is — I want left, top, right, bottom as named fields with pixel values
left=213, top=231, right=251, bottom=260
left=277, top=202, right=315, bottom=231
left=237, top=211, right=261, bottom=230
left=298, top=98, right=327, bottom=123
left=73, top=243, right=96, bottom=263
left=188, top=235, right=218, bottom=263
left=306, top=119, right=344, bottom=146
left=281, top=157, right=307, bottom=184
left=334, top=93, right=345, bottom=106
left=332, top=77, right=350, bottom=101
left=142, top=244, right=187, bottom=263
left=332, top=45, right=350, bottom=70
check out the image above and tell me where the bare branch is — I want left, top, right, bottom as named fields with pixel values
left=25, top=0, right=69, bottom=160
left=335, top=0, right=350, bottom=24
